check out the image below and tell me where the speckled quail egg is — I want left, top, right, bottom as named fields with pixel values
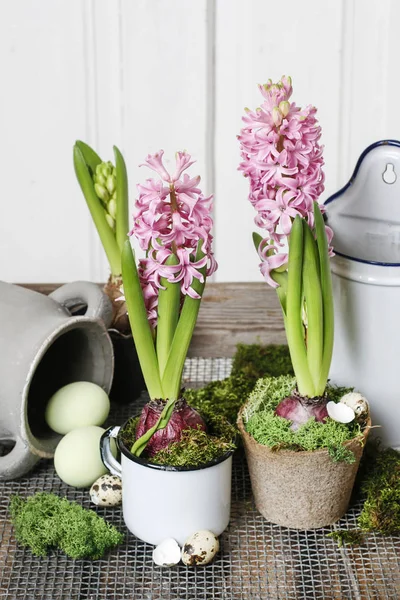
left=181, top=530, right=219, bottom=566
left=340, top=392, right=369, bottom=425
left=152, top=538, right=181, bottom=567
left=90, top=474, right=122, bottom=507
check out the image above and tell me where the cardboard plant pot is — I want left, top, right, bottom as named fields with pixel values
left=237, top=406, right=370, bottom=530
left=100, top=422, right=235, bottom=545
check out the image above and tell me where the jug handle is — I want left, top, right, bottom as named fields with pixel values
left=49, top=281, right=113, bottom=328
left=100, top=426, right=122, bottom=477
left=0, top=437, right=39, bottom=481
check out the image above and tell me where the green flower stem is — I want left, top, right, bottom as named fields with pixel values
left=302, top=221, right=323, bottom=394
left=286, top=216, right=315, bottom=397
left=156, top=254, right=181, bottom=379
left=161, top=245, right=206, bottom=400
left=130, top=396, right=176, bottom=456
left=113, top=145, right=129, bottom=253
left=74, top=142, right=121, bottom=276
left=121, top=240, right=164, bottom=399
left=314, top=202, right=334, bottom=392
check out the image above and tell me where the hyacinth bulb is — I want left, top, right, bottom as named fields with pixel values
left=275, top=395, right=328, bottom=431
left=135, top=399, right=206, bottom=457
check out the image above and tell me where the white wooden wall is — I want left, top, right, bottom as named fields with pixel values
left=1, top=0, right=400, bottom=283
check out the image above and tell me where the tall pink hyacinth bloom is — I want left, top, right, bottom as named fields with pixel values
left=238, top=76, right=331, bottom=287
left=130, top=151, right=217, bottom=327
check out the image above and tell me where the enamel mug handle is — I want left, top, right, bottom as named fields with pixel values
left=50, top=281, right=113, bottom=328
left=100, top=426, right=122, bottom=477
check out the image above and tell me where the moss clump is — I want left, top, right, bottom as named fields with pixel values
left=242, top=375, right=296, bottom=418
left=231, top=343, right=293, bottom=380
left=185, top=344, right=293, bottom=426
left=357, top=445, right=400, bottom=535
left=242, top=375, right=362, bottom=463
left=152, top=415, right=236, bottom=468
left=9, top=492, right=123, bottom=559
left=120, top=416, right=140, bottom=450
left=327, top=529, right=364, bottom=547
left=186, top=372, right=254, bottom=425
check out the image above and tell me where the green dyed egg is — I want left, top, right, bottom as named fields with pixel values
left=54, top=426, right=117, bottom=488
left=45, top=381, right=110, bottom=434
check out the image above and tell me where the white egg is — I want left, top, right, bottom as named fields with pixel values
left=54, top=425, right=117, bottom=488
left=181, top=530, right=219, bottom=566
left=153, top=538, right=181, bottom=567
left=45, top=381, right=110, bottom=434
left=90, top=474, right=122, bottom=507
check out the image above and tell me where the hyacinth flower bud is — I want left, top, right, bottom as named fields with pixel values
left=96, top=173, right=106, bottom=186
left=94, top=182, right=109, bottom=203
left=96, top=162, right=110, bottom=183
left=263, top=79, right=273, bottom=91
left=95, top=165, right=106, bottom=186
left=100, top=162, right=112, bottom=178
left=105, top=212, right=115, bottom=230
left=272, top=106, right=283, bottom=127
left=106, top=174, right=115, bottom=195
left=108, top=197, right=117, bottom=220
left=279, top=100, right=290, bottom=118
left=93, top=161, right=118, bottom=231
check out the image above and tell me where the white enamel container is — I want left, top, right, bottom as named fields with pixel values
left=100, top=424, right=234, bottom=545
left=325, top=140, right=400, bottom=449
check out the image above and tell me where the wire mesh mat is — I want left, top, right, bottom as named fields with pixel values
left=0, top=358, right=399, bottom=600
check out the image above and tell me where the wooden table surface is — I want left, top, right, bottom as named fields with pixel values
left=20, top=282, right=286, bottom=358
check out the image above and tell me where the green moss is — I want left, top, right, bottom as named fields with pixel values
left=242, top=375, right=363, bottom=462
left=185, top=372, right=254, bottom=424
left=325, top=384, right=355, bottom=403
left=120, top=416, right=140, bottom=450
left=185, top=344, right=294, bottom=426
left=151, top=415, right=236, bottom=468
left=357, top=445, right=400, bottom=535
left=325, top=445, right=400, bottom=543
left=9, top=492, right=123, bottom=559
left=327, top=529, right=364, bottom=548
left=243, top=374, right=296, bottom=418
left=232, top=343, right=293, bottom=380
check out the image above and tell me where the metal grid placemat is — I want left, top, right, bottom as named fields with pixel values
left=0, top=358, right=399, bottom=600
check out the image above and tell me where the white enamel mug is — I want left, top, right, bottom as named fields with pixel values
left=100, top=423, right=234, bottom=545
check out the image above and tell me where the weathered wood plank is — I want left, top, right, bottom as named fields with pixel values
left=189, top=283, right=285, bottom=357
left=19, top=282, right=285, bottom=357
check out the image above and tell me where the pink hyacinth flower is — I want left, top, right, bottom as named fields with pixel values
left=238, top=75, right=328, bottom=287
left=130, top=150, right=217, bottom=326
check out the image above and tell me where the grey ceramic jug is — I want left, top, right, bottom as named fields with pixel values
left=0, top=281, right=114, bottom=480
